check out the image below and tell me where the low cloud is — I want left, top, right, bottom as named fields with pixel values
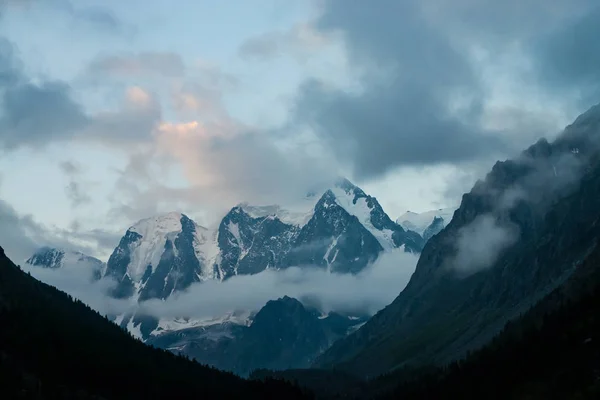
left=447, top=115, right=600, bottom=276
left=23, top=248, right=419, bottom=321
left=451, top=214, right=519, bottom=275
left=0, top=195, right=120, bottom=262
left=22, top=261, right=133, bottom=317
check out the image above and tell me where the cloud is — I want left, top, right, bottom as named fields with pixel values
left=37, top=0, right=129, bottom=33
left=20, top=246, right=419, bottom=322
left=239, top=23, right=330, bottom=62
left=81, top=86, right=162, bottom=146
left=88, top=52, right=186, bottom=78
left=0, top=199, right=44, bottom=262
left=22, top=262, right=133, bottom=317
left=451, top=214, right=519, bottom=275
left=447, top=109, right=600, bottom=275
left=14, top=248, right=421, bottom=327
left=0, top=36, right=160, bottom=150
left=0, top=40, right=88, bottom=149
left=1, top=0, right=130, bottom=33
left=533, top=5, right=600, bottom=101
left=59, top=161, right=92, bottom=208
left=0, top=177, right=119, bottom=261
left=284, top=0, right=600, bottom=181
left=0, top=197, right=99, bottom=262
left=153, top=121, right=339, bottom=209
left=0, top=40, right=87, bottom=150
left=288, top=1, right=512, bottom=179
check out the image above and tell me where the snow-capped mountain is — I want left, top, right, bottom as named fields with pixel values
left=216, top=178, right=423, bottom=278
left=26, top=247, right=105, bottom=280
left=104, top=212, right=216, bottom=301
left=23, top=178, right=427, bottom=372
left=397, top=207, right=456, bottom=240
left=102, top=178, right=423, bottom=302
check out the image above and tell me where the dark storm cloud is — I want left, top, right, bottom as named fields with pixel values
left=294, top=79, right=509, bottom=179
left=0, top=38, right=88, bottom=149
left=533, top=5, right=600, bottom=100
left=291, top=0, right=600, bottom=179
left=0, top=81, right=88, bottom=149
left=0, top=38, right=160, bottom=150
left=292, top=0, right=511, bottom=179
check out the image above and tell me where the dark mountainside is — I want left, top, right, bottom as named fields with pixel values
left=147, top=296, right=367, bottom=376
left=315, top=103, right=600, bottom=377
left=0, top=245, right=311, bottom=399
left=376, top=236, right=600, bottom=400
left=254, top=239, right=600, bottom=399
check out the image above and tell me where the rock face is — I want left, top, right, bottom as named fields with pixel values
left=216, top=207, right=299, bottom=279
left=146, top=296, right=368, bottom=376
left=103, top=212, right=212, bottom=301
left=216, top=178, right=423, bottom=278
left=315, top=102, right=600, bottom=378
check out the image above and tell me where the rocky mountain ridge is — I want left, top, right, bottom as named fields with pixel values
left=314, top=102, right=600, bottom=378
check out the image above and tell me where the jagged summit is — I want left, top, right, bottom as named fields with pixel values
left=104, top=212, right=213, bottom=301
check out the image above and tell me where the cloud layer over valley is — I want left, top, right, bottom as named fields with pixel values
left=22, top=248, right=419, bottom=322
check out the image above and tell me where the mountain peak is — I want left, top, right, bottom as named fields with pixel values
left=130, top=211, right=187, bottom=231
left=333, top=177, right=366, bottom=197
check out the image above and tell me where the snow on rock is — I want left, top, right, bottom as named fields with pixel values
left=150, top=311, right=253, bottom=337
left=127, top=318, right=144, bottom=341
left=127, top=212, right=184, bottom=281
left=238, top=202, right=316, bottom=227
left=330, top=186, right=396, bottom=250
left=193, top=227, right=219, bottom=281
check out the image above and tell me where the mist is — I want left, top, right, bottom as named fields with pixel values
left=23, top=248, right=419, bottom=322
left=21, top=260, right=135, bottom=317
left=449, top=130, right=595, bottom=276
left=451, top=214, right=519, bottom=275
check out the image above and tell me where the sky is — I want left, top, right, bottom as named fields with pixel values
left=1, top=0, right=599, bottom=262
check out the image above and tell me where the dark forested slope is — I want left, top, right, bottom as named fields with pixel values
left=382, top=240, right=600, bottom=400
left=0, top=245, right=310, bottom=400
